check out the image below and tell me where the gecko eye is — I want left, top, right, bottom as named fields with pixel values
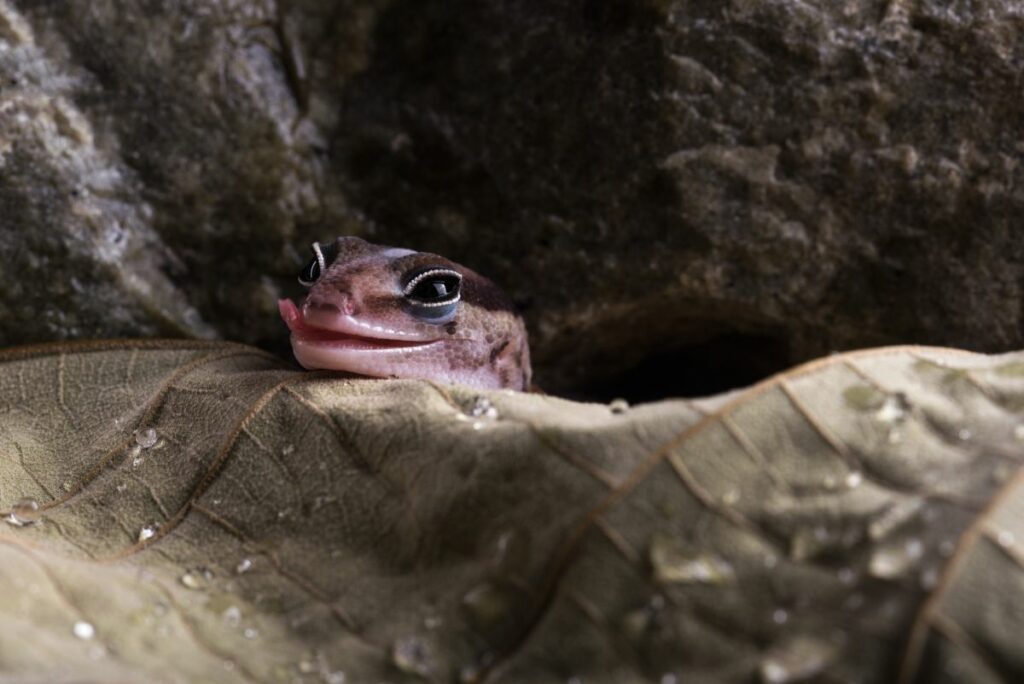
left=298, top=241, right=339, bottom=287
left=402, top=267, right=462, bottom=320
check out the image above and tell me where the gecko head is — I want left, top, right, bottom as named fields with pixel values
left=279, top=236, right=531, bottom=390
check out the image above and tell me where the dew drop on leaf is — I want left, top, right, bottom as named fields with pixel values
left=468, top=396, right=499, bottom=420
left=649, top=534, right=734, bottom=584
left=842, top=384, right=885, bottom=411
left=608, top=398, right=630, bottom=414
left=180, top=567, right=213, bottom=590
left=919, top=566, right=940, bottom=590
left=462, top=583, right=513, bottom=628
left=868, top=498, right=924, bottom=540
left=874, top=393, right=909, bottom=423
left=391, top=636, right=434, bottom=678
left=134, top=427, right=158, bottom=449
left=222, top=605, right=241, bottom=627
left=5, top=496, right=39, bottom=527
left=869, top=538, right=922, bottom=579
left=759, top=635, right=837, bottom=683
left=73, top=620, right=95, bottom=640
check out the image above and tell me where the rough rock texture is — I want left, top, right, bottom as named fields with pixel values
left=2, top=341, right=1024, bottom=682
left=1, top=1, right=1022, bottom=396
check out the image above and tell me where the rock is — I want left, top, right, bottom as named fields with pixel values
left=1, top=1, right=1022, bottom=396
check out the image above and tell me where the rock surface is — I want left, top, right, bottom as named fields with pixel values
left=0, top=1, right=1022, bottom=396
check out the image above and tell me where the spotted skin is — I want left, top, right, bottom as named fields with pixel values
left=279, top=237, right=531, bottom=391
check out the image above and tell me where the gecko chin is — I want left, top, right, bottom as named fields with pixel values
left=279, top=298, right=448, bottom=376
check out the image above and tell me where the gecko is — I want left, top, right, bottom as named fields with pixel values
left=279, top=236, right=532, bottom=391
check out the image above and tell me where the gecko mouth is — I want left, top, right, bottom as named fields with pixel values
left=279, top=299, right=441, bottom=356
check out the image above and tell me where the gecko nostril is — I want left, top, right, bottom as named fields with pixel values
left=304, top=291, right=356, bottom=317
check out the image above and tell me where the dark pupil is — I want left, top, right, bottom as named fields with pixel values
left=411, top=276, right=458, bottom=302
left=301, top=259, right=320, bottom=283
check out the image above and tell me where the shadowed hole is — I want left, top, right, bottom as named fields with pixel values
left=576, top=334, right=792, bottom=404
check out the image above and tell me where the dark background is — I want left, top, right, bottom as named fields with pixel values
left=1, top=0, right=1022, bottom=401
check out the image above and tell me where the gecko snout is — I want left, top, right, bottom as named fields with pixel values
left=303, top=289, right=356, bottom=317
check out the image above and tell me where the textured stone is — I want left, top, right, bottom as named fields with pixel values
left=1, top=0, right=1022, bottom=396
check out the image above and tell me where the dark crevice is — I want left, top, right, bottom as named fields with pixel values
left=572, top=334, right=793, bottom=403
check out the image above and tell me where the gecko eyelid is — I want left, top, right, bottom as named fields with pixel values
left=298, top=241, right=330, bottom=287
left=402, top=268, right=462, bottom=299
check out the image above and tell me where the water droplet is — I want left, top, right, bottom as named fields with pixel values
left=919, top=566, right=940, bottom=589
left=772, top=608, right=789, bottom=625
left=789, top=525, right=836, bottom=561
left=957, top=428, right=972, bottom=441
left=875, top=393, right=910, bottom=423
left=845, top=471, right=863, bottom=488
left=4, top=497, right=40, bottom=527
left=997, top=530, right=1015, bottom=548
left=180, top=567, right=213, bottom=590
left=243, top=627, right=259, bottom=640
left=492, top=528, right=530, bottom=575
left=462, top=583, right=513, bottom=628
left=843, top=384, right=885, bottom=411
left=759, top=635, right=837, bottom=683
left=222, top=605, right=241, bottom=627
left=73, top=620, right=95, bottom=640
left=468, top=397, right=499, bottom=420
left=869, top=538, right=922, bottom=579
left=391, top=636, right=434, bottom=677
left=137, top=523, right=159, bottom=543
left=868, top=498, right=924, bottom=540
left=236, top=558, right=253, bottom=574
left=609, top=398, right=630, bottom=414
left=649, top=535, right=734, bottom=584
left=134, top=427, right=158, bottom=449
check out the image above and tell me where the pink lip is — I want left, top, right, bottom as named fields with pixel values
left=278, top=299, right=436, bottom=351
